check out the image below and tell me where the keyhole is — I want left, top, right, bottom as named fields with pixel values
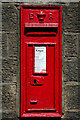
left=34, top=79, right=37, bottom=84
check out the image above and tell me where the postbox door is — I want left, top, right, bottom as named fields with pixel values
left=26, top=44, right=55, bottom=111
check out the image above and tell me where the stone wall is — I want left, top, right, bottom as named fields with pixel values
left=2, top=2, right=20, bottom=119
left=0, top=1, right=80, bottom=120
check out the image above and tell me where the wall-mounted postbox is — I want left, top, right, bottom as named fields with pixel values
left=21, top=5, right=62, bottom=117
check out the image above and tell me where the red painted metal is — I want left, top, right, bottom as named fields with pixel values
left=21, top=5, right=62, bottom=117
left=25, top=23, right=58, bottom=27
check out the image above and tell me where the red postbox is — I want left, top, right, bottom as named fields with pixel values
left=21, top=5, right=62, bottom=117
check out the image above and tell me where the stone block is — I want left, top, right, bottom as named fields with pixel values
left=63, top=58, right=78, bottom=82
left=64, top=84, right=80, bottom=110
left=6, top=33, right=19, bottom=58
left=0, top=111, right=2, bottom=120
left=63, top=34, right=78, bottom=58
left=0, top=85, right=2, bottom=109
left=2, top=32, right=19, bottom=83
left=2, top=32, right=19, bottom=58
left=2, top=111, right=18, bottom=119
left=64, top=110, right=80, bottom=119
left=0, top=22, right=2, bottom=31
left=2, top=58, right=18, bottom=83
left=78, top=33, right=80, bottom=58
left=63, top=3, right=80, bottom=33
left=2, top=84, right=16, bottom=110
left=2, top=3, right=18, bottom=33
left=62, top=118, right=79, bottom=120
left=2, top=33, right=7, bottom=58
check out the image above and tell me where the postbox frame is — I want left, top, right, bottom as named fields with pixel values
left=21, top=5, right=62, bottom=117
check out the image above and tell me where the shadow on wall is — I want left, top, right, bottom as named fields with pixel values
left=19, top=118, right=61, bottom=120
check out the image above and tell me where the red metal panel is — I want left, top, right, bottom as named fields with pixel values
left=25, top=44, right=55, bottom=111
left=21, top=5, right=62, bottom=117
left=25, top=23, right=58, bottom=27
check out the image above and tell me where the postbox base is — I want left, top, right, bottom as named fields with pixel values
left=21, top=113, right=61, bottom=117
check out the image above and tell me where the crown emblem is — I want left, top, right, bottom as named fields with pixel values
left=37, top=11, right=46, bottom=23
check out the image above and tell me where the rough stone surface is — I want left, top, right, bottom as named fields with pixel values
left=2, top=111, right=17, bottom=119
left=0, top=86, right=2, bottom=113
left=79, top=34, right=80, bottom=58
left=2, top=84, right=16, bottom=110
left=64, top=110, right=80, bottom=118
left=63, top=34, right=78, bottom=58
left=63, top=3, right=80, bottom=33
left=2, top=32, right=19, bottom=83
left=2, top=33, right=19, bottom=58
left=78, top=33, right=80, bottom=86
left=2, top=3, right=18, bottom=33
left=64, top=84, right=80, bottom=110
left=63, top=58, right=78, bottom=82
left=2, top=58, right=18, bottom=83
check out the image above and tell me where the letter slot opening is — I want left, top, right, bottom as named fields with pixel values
left=24, top=27, right=58, bottom=36
left=30, top=100, right=37, bottom=104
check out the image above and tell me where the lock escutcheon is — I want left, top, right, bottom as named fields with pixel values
left=30, top=76, right=44, bottom=86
